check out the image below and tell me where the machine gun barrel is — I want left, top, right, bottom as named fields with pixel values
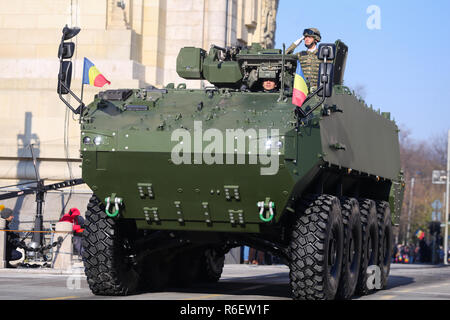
left=211, top=44, right=227, bottom=52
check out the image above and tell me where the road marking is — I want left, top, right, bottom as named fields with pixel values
left=426, top=283, right=450, bottom=288
left=396, top=282, right=450, bottom=293
left=183, top=294, right=223, bottom=300
left=397, top=286, right=430, bottom=293
left=380, top=295, right=395, bottom=300
left=42, top=296, right=79, bottom=300
left=389, top=290, right=450, bottom=297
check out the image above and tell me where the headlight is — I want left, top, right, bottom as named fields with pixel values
left=82, top=136, right=91, bottom=145
left=94, top=136, right=102, bottom=145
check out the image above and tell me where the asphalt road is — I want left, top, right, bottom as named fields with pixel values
left=0, top=263, right=450, bottom=300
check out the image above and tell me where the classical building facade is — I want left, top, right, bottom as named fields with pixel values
left=0, top=0, right=278, bottom=224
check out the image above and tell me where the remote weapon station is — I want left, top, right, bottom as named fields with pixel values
left=57, top=26, right=404, bottom=299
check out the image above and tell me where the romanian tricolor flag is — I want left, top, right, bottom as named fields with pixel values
left=82, top=57, right=111, bottom=87
left=415, top=229, right=425, bottom=240
left=292, top=61, right=309, bottom=107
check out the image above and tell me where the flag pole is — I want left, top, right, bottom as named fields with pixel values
left=78, top=81, right=85, bottom=124
left=80, top=82, right=85, bottom=104
left=79, top=58, right=85, bottom=124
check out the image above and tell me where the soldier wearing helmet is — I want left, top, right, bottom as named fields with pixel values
left=287, top=28, right=322, bottom=92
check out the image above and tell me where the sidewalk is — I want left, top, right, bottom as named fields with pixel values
left=0, top=261, right=84, bottom=275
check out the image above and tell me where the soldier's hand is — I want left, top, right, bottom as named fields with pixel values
left=293, top=36, right=304, bottom=46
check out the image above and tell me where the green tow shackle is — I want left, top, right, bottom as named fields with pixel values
left=257, top=198, right=275, bottom=222
left=105, top=193, right=123, bottom=218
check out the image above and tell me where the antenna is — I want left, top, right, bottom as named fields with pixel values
left=278, top=43, right=286, bottom=102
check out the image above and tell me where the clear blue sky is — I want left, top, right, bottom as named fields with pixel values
left=275, top=0, right=450, bottom=142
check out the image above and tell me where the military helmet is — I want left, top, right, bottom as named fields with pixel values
left=303, top=28, right=321, bottom=42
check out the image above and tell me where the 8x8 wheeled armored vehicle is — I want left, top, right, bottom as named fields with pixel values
left=57, top=26, right=404, bottom=299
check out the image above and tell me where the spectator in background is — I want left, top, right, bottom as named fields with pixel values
left=60, top=208, right=85, bottom=256
left=242, top=246, right=250, bottom=264
left=419, top=238, right=430, bottom=263
left=439, top=246, right=444, bottom=263
left=249, top=247, right=264, bottom=265
left=1, top=208, right=23, bottom=267
left=410, top=244, right=416, bottom=263
left=392, top=244, right=399, bottom=263
left=414, top=245, right=420, bottom=263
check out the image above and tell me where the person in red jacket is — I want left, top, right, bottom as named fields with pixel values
left=60, top=208, right=85, bottom=256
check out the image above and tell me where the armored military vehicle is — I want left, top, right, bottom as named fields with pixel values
left=57, top=26, right=404, bottom=299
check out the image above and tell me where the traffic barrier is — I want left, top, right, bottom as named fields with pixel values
left=52, top=222, right=73, bottom=270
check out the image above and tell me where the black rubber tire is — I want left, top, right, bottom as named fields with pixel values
left=336, top=197, right=362, bottom=300
left=376, top=201, right=393, bottom=289
left=289, top=194, right=344, bottom=300
left=82, top=196, right=141, bottom=296
left=198, top=248, right=225, bottom=283
left=355, top=199, right=379, bottom=296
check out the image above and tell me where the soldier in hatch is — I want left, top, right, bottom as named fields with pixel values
left=261, top=79, right=277, bottom=92
left=287, top=28, right=322, bottom=92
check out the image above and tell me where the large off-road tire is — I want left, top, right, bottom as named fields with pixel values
left=376, top=201, right=393, bottom=289
left=336, top=197, right=362, bottom=300
left=82, top=196, right=141, bottom=296
left=198, top=248, right=225, bottom=283
left=289, top=194, right=344, bottom=300
left=355, top=199, right=379, bottom=296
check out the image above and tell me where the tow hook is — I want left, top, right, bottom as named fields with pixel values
left=105, top=193, right=123, bottom=218
left=257, top=198, right=275, bottom=222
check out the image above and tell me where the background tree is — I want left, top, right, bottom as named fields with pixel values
left=397, top=128, right=448, bottom=245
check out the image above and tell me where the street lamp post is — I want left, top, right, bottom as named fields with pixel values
left=406, top=177, right=415, bottom=245
left=445, top=130, right=450, bottom=265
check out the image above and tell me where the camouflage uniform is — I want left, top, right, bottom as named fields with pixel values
left=298, top=49, right=321, bottom=92
left=287, top=28, right=322, bottom=92
left=286, top=41, right=301, bottom=55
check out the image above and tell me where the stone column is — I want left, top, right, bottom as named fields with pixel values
left=260, top=0, right=279, bottom=49
left=107, top=0, right=129, bottom=29
left=52, top=222, right=73, bottom=270
left=0, top=218, right=6, bottom=268
left=205, top=0, right=228, bottom=48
